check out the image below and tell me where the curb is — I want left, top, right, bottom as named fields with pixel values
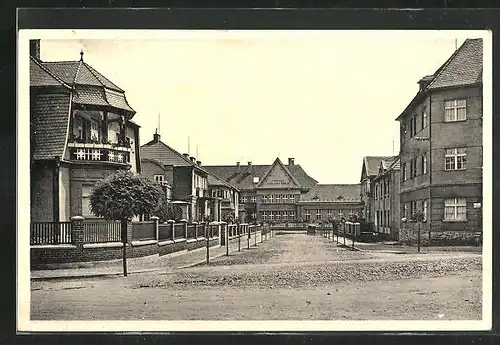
left=30, top=267, right=163, bottom=281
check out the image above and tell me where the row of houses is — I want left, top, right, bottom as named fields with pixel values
left=29, top=38, right=483, bottom=242
left=360, top=38, right=483, bottom=241
left=29, top=39, right=363, bottom=225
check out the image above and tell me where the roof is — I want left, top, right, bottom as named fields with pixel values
left=427, top=38, right=483, bottom=90
left=361, top=156, right=396, bottom=181
left=31, top=92, right=72, bottom=160
left=300, top=184, right=361, bottom=203
left=30, top=57, right=70, bottom=88
left=396, top=38, right=483, bottom=121
left=207, top=173, right=239, bottom=191
left=374, top=156, right=401, bottom=181
left=140, top=135, right=209, bottom=175
left=31, top=55, right=135, bottom=114
left=256, top=158, right=301, bottom=189
left=203, top=161, right=318, bottom=191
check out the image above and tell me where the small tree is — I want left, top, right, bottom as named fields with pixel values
left=411, top=211, right=426, bottom=253
left=90, top=170, right=162, bottom=276
left=222, top=211, right=235, bottom=224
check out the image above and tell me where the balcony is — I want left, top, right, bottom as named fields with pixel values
left=67, top=142, right=131, bottom=165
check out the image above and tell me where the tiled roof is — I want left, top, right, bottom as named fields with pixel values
left=388, top=156, right=401, bottom=171
left=72, top=87, right=109, bottom=107
left=207, top=173, right=239, bottom=191
left=203, top=162, right=318, bottom=191
left=140, top=137, right=209, bottom=175
left=301, top=184, right=361, bottom=203
left=31, top=92, right=72, bottom=160
left=363, top=156, right=396, bottom=178
left=42, top=60, right=124, bottom=92
left=396, top=38, right=483, bottom=121
left=427, top=38, right=483, bottom=90
left=374, top=156, right=401, bottom=181
left=30, top=57, right=70, bottom=88
left=38, top=59, right=135, bottom=114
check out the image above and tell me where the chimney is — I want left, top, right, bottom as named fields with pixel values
left=196, top=160, right=201, bottom=166
left=183, top=153, right=189, bottom=158
left=29, top=39, right=41, bottom=60
left=236, top=162, right=241, bottom=173
left=288, top=158, right=295, bottom=166
left=247, top=161, right=252, bottom=173
left=418, top=75, right=434, bottom=91
left=190, top=156, right=196, bottom=163
left=153, top=130, right=160, bottom=143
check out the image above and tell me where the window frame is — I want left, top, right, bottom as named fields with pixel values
left=445, top=148, right=467, bottom=171
left=444, top=197, right=467, bottom=221
left=444, top=99, right=467, bottom=122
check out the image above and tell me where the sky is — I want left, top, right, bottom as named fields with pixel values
left=38, top=31, right=478, bottom=184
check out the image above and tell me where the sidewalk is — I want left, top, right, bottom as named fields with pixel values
left=31, top=234, right=269, bottom=281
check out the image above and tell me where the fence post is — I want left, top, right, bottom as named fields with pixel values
left=167, top=219, right=175, bottom=240
left=192, top=221, right=198, bottom=239
left=150, top=216, right=159, bottom=241
left=182, top=219, right=188, bottom=240
left=238, top=225, right=241, bottom=252
left=71, top=216, right=84, bottom=251
left=221, top=221, right=228, bottom=255
left=247, top=225, right=250, bottom=249
left=255, top=225, right=258, bottom=246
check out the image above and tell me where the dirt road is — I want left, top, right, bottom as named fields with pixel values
left=31, top=233, right=482, bottom=320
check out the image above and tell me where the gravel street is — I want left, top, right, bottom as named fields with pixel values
left=31, top=233, right=482, bottom=320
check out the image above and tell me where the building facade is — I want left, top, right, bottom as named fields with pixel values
left=396, top=38, right=483, bottom=241
left=297, top=184, right=363, bottom=224
left=208, top=174, right=239, bottom=222
left=140, top=132, right=210, bottom=222
left=204, top=158, right=317, bottom=223
left=30, top=40, right=140, bottom=222
left=372, top=157, right=401, bottom=240
left=359, top=156, right=396, bottom=223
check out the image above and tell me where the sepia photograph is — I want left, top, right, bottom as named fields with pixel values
left=17, top=29, right=491, bottom=332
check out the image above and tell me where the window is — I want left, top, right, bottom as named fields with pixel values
left=423, top=199, right=428, bottom=219
left=73, top=116, right=83, bottom=140
left=262, top=195, right=267, bottom=203
left=81, top=185, right=94, bottom=217
left=262, top=211, right=267, bottom=221
left=241, top=196, right=247, bottom=203
left=422, top=108, right=429, bottom=128
left=444, top=198, right=466, bottom=221
left=327, top=209, right=333, bottom=217
left=276, top=211, right=281, bottom=221
left=402, top=204, right=408, bottom=219
left=410, top=200, right=417, bottom=216
left=253, top=176, right=260, bottom=183
left=445, top=99, right=467, bottom=122
left=445, top=148, right=467, bottom=170
left=305, top=210, right=311, bottom=221
left=269, top=195, right=274, bottom=203
left=276, top=195, right=281, bottom=203
left=269, top=212, right=274, bottom=220
left=316, top=210, right=322, bottom=220
left=154, top=174, right=164, bottom=184
left=90, top=119, right=100, bottom=142
left=250, top=196, right=256, bottom=203
left=402, top=163, right=407, bottom=181
left=412, top=157, right=418, bottom=178
left=282, top=212, right=288, bottom=221
left=289, top=211, right=295, bottom=220
left=411, top=115, right=418, bottom=137
left=421, top=154, right=428, bottom=174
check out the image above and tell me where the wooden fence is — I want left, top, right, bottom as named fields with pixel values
left=83, top=220, right=121, bottom=243
left=30, top=221, right=72, bottom=245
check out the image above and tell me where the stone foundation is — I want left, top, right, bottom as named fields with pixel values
left=398, top=228, right=482, bottom=246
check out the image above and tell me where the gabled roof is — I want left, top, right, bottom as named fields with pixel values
left=360, top=156, right=396, bottom=181
left=396, top=38, right=483, bottom=121
left=31, top=92, right=72, bottom=160
left=300, top=184, right=361, bottom=203
left=140, top=135, right=209, bottom=175
left=30, top=56, right=71, bottom=89
left=256, top=157, right=300, bottom=188
left=203, top=161, right=318, bottom=191
left=374, top=156, right=401, bottom=181
left=207, top=173, right=239, bottom=191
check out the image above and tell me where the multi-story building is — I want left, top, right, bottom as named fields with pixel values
left=30, top=40, right=140, bottom=222
left=359, top=156, right=396, bottom=223
left=207, top=174, right=239, bottom=222
left=297, top=184, right=363, bottom=224
left=204, top=158, right=317, bottom=222
left=140, top=132, right=210, bottom=222
left=396, top=38, right=483, bottom=241
left=372, top=156, right=401, bottom=240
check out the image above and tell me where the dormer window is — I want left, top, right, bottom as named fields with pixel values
left=253, top=176, right=260, bottom=183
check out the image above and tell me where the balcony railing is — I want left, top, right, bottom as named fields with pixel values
left=68, top=142, right=131, bottom=164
